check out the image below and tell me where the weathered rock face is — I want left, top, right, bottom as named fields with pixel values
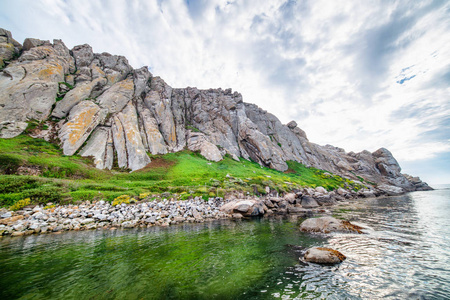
left=0, top=29, right=21, bottom=68
left=59, top=100, right=107, bottom=156
left=186, top=130, right=222, bottom=162
left=0, top=28, right=431, bottom=188
left=0, top=37, right=74, bottom=138
left=79, top=126, right=112, bottom=169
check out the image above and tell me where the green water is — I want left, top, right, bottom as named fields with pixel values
left=0, top=217, right=323, bottom=299
left=4, top=190, right=450, bottom=299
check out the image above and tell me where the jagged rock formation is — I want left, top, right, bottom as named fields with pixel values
left=0, top=29, right=432, bottom=191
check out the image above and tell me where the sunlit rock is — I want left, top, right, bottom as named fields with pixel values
left=303, top=247, right=346, bottom=264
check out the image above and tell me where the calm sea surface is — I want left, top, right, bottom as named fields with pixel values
left=1, top=186, right=449, bottom=299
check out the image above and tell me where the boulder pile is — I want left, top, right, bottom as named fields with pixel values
left=0, top=197, right=230, bottom=237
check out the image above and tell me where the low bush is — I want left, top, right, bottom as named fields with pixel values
left=9, top=198, right=31, bottom=211
left=112, top=195, right=131, bottom=206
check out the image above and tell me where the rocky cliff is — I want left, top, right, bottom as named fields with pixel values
left=0, top=29, right=431, bottom=193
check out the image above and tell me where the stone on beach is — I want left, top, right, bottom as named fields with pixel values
left=219, top=199, right=266, bottom=217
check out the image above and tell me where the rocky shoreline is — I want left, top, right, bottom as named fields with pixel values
left=0, top=185, right=411, bottom=237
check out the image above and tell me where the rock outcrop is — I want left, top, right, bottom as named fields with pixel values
left=0, top=29, right=432, bottom=192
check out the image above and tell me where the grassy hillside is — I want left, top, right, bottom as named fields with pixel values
left=0, top=135, right=363, bottom=208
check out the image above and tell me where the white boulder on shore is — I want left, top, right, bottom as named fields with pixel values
left=219, top=199, right=267, bottom=217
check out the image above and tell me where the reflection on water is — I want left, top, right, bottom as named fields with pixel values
left=275, top=186, right=450, bottom=299
left=0, top=187, right=449, bottom=299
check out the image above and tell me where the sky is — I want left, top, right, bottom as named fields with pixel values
left=1, top=0, right=449, bottom=185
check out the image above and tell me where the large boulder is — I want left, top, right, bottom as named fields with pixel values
left=303, top=247, right=346, bottom=264
left=376, top=184, right=404, bottom=196
left=186, top=130, right=222, bottom=162
left=220, top=200, right=266, bottom=217
left=300, top=196, right=319, bottom=208
left=300, top=216, right=363, bottom=234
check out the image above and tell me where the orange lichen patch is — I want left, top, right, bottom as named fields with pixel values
left=342, top=220, right=364, bottom=234
left=91, top=65, right=105, bottom=77
left=107, top=73, right=119, bottom=85
left=67, top=108, right=98, bottom=145
left=125, top=126, right=138, bottom=145
left=38, top=64, right=63, bottom=81
left=120, top=79, right=134, bottom=90
left=168, top=127, right=177, bottom=144
left=317, top=247, right=346, bottom=261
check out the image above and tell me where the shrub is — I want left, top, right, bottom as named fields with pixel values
left=0, top=154, right=23, bottom=174
left=112, top=195, right=131, bottom=206
left=9, top=198, right=31, bottom=211
left=22, top=186, right=65, bottom=204
left=0, top=176, right=40, bottom=193
left=139, top=193, right=150, bottom=200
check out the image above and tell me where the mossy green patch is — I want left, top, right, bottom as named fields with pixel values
left=0, top=136, right=363, bottom=207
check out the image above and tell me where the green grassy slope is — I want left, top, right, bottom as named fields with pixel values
left=0, top=135, right=363, bottom=207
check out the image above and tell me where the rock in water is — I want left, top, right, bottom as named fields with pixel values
left=303, top=247, right=346, bottom=264
left=300, top=216, right=364, bottom=234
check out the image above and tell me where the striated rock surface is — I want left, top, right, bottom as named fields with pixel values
left=59, top=100, right=108, bottom=156
left=0, top=28, right=432, bottom=188
left=116, top=102, right=151, bottom=171
left=79, top=126, right=112, bottom=169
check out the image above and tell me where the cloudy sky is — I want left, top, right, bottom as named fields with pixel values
left=1, top=0, right=449, bottom=184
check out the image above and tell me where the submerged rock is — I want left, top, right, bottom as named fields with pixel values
left=299, top=216, right=364, bottom=234
left=303, top=247, right=346, bottom=264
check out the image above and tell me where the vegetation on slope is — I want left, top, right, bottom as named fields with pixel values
left=0, top=135, right=363, bottom=207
